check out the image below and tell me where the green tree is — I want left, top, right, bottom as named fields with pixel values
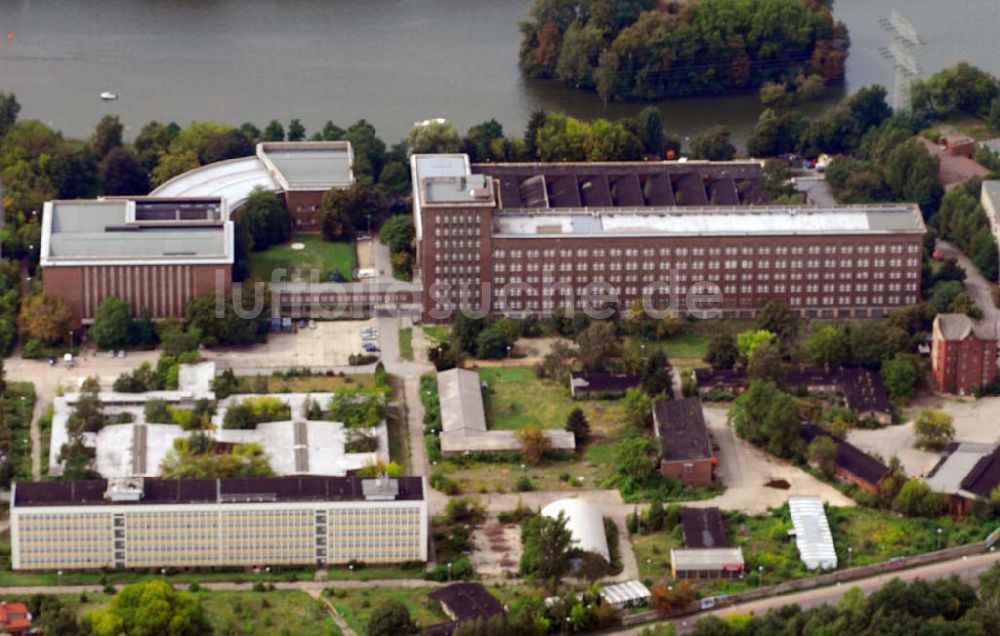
left=318, top=183, right=386, bottom=241
left=755, top=301, right=798, bottom=345
left=911, top=62, right=1000, bottom=119
left=520, top=511, right=573, bottom=581
left=881, top=353, right=921, bottom=400
left=730, top=381, right=802, bottom=459
left=151, top=150, right=200, bottom=187
left=261, top=119, right=285, bottom=141
left=914, top=409, right=955, bottom=451
left=287, top=118, right=306, bottom=141
left=892, top=479, right=947, bottom=517
left=808, top=435, right=838, bottom=478
left=89, top=297, right=131, bottom=350
left=240, top=187, right=292, bottom=250
left=640, top=350, right=673, bottom=397
left=746, top=344, right=784, bottom=383
left=735, top=329, right=776, bottom=362
left=634, top=106, right=666, bottom=156
left=847, top=85, right=893, bottom=132
left=379, top=214, right=415, bottom=254
left=565, top=407, right=590, bottom=445
left=0, top=92, right=20, bottom=137
left=536, top=113, right=591, bottom=162
left=89, top=580, right=210, bottom=636
left=475, top=326, right=512, bottom=359
left=99, top=147, right=149, bottom=196
left=367, top=599, right=419, bottom=636
left=408, top=120, right=463, bottom=154
left=884, top=140, right=941, bottom=210
left=90, top=114, right=124, bottom=159
left=463, top=119, right=506, bottom=162
left=704, top=333, right=739, bottom=369
left=575, top=321, right=619, bottom=372
left=689, top=126, right=736, bottom=161
left=623, top=387, right=652, bottom=429
left=808, top=326, right=851, bottom=367
left=588, top=118, right=643, bottom=161
left=523, top=109, right=547, bottom=160
left=615, top=437, right=655, bottom=479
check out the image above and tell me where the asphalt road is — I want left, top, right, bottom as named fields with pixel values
left=615, top=550, right=1000, bottom=635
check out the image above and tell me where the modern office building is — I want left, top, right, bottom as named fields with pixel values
left=10, top=475, right=428, bottom=571
left=152, top=141, right=354, bottom=229
left=931, top=313, right=999, bottom=395
left=411, top=154, right=927, bottom=323
left=40, top=197, right=234, bottom=325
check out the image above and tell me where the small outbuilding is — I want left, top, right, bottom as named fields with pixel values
left=427, top=583, right=505, bottom=635
left=599, top=580, right=652, bottom=609
left=670, top=547, right=745, bottom=580
left=570, top=372, right=641, bottom=399
left=653, top=398, right=715, bottom=486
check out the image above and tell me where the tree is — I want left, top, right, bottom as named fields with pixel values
left=746, top=344, right=784, bottom=383
left=575, top=321, right=619, bottom=371
left=634, top=106, right=666, bottom=156
left=90, top=114, right=123, bottom=159
left=524, top=109, right=547, bottom=160
left=240, top=187, right=292, bottom=250
left=640, top=350, right=673, bottom=397
left=914, top=409, right=955, bottom=451
left=379, top=214, right=415, bottom=254
left=89, top=297, right=131, bottom=350
left=892, top=479, right=947, bottom=517
left=616, top=437, right=655, bottom=480
left=535, top=340, right=576, bottom=383
left=730, top=381, right=803, bottom=459
left=516, top=426, right=550, bottom=465
left=565, top=407, right=590, bottom=445
left=19, top=294, right=72, bottom=345
left=808, top=326, right=851, bottom=367
left=622, top=386, right=652, bottom=429
left=185, top=288, right=270, bottom=346
left=689, top=126, right=736, bottom=161
left=366, top=598, right=418, bottom=636
left=476, top=326, right=512, bottom=359
left=89, top=580, right=210, bottom=636
left=884, top=140, right=941, bottom=210
left=0, top=92, right=20, bottom=137
left=463, top=119, right=506, bottom=162
left=99, top=147, right=149, bottom=196
left=736, top=329, right=776, bottom=362
left=151, top=149, right=200, bottom=187
left=287, top=118, right=306, bottom=141
left=66, top=376, right=105, bottom=435
left=808, top=436, right=838, bottom=478
left=847, top=85, right=893, bottom=132
left=755, top=301, right=798, bottom=345
left=408, top=120, right=463, bottom=154
left=704, top=334, right=739, bottom=369
left=520, top=511, right=573, bottom=581
left=261, top=119, right=285, bottom=141
left=881, top=353, right=921, bottom=400
left=318, top=183, right=387, bottom=241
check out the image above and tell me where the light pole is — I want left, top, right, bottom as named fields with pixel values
left=847, top=546, right=853, bottom=568
left=937, top=527, right=943, bottom=550
left=447, top=562, right=452, bottom=581
left=757, top=565, right=764, bottom=588
left=506, top=345, right=512, bottom=359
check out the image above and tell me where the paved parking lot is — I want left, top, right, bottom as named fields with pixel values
left=205, top=319, right=376, bottom=369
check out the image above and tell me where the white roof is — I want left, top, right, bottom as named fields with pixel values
left=600, top=580, right=651, bottom=605
left=494, top=205, right=926, bottom=238
left=670, top=547, right=745, bottom=570
left=788, top=496, right=838, bottom=570
left=151, top=156, right=277, bottom=210
left=925, top=442, right=996, bottom=496
left=541, top=498, right=609, bottom=561
left=410, top=153, right=472, bottom=240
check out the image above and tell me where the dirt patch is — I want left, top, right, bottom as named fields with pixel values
left=764, top=479, right=791, bottom=490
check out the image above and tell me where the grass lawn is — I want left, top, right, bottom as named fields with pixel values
left=249, top=236, right=357, bottom=282
left=640, top=319, right=755, bottom=365
left=234, top=373, right=374, bottom=394
left=198, top=590, right=336, bottom=636
left=330, top=587, right=447, bottom=634
left=326, top=564, right=427, bottom=581
left=399, top=328, right=414, bottom=361
left=632, top=528, right=683, bottom=582
left=423, top=325, right=450, bottom=342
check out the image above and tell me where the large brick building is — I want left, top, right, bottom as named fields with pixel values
left=152, top=141, right=354, bottom=230
left=41, top=197, right=233, bottom=325
left=411, top=154, right=927, bottom=323
left=932, top=313, right=999, bottom=394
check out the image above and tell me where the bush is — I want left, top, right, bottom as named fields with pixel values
left=431, top=470, right=459, bottom=495
left=515, top=475, right=535, bottom=492
left=21, top=339, right=44, bottom=359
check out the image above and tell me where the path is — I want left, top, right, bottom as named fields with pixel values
left=936, top=239, right=1000, bottom=323
left=615, top=550, right=1000, bottom=635
left=306, top=588, right=358, bottom=636
left=0, top=577, right=445, bottom=596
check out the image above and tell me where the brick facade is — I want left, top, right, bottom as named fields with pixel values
left=659, top=457, right=714, bottom=487
left=932, top=314, right=998, bottom=394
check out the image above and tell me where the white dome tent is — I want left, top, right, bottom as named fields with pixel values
left=541, top=498, right=609, bottom=562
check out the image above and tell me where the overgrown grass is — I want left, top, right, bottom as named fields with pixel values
left=422, top=325, right=450, bottom=342
left=3, top=382, right=36, bottom=481
left=329, top=587, right=447, bottom=634
left=249, top=236, right=357, bottom=282
left=198, top=590, right=337, bottom=636
left=399, top=328, right=414, bottom=361
left=232, top=373, right=374, bottom=394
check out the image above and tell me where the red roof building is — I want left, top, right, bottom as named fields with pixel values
left=932, top=314, right=999, bottom=395
left=0, top=602, right=33, bottom=634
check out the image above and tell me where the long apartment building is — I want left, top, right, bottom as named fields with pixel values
left=10, top=476, right=428, bottom=571
left=41, top=196, right=234, bottom=325
left=411, top=155, right=928, bottom=322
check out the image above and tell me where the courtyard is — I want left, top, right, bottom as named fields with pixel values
left=248, top=235, right=357, bottom=282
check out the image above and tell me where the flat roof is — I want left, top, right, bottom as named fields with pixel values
left=13, top=475, right=424, bottom=508
left=679, top=507, right=729, bottom=548
left=788, top=496, right=837, bottom=570
left=41, top=199, right=232, bottom=266
left=257, top=142, right=354, bottom=191
left=437, top=369, right=487, bottom=435
left=493, top=205, right=926, bottom=238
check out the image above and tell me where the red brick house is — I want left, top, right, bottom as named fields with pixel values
left=932, top=314, right=999, bottom=395
left=653, top=398, right=715, bottom=486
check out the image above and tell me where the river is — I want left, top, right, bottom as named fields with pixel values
left=0, top=0, right=998, bottom=145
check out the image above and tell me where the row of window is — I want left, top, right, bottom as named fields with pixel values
left=492, top=244, right=918, bottom=259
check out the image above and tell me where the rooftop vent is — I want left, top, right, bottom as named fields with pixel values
left=362, top=474, right=399, bottom=501
left=106, top=478, right=144, bottom=502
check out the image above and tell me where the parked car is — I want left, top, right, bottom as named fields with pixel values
left=363, top=343, right=380, bottom=353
